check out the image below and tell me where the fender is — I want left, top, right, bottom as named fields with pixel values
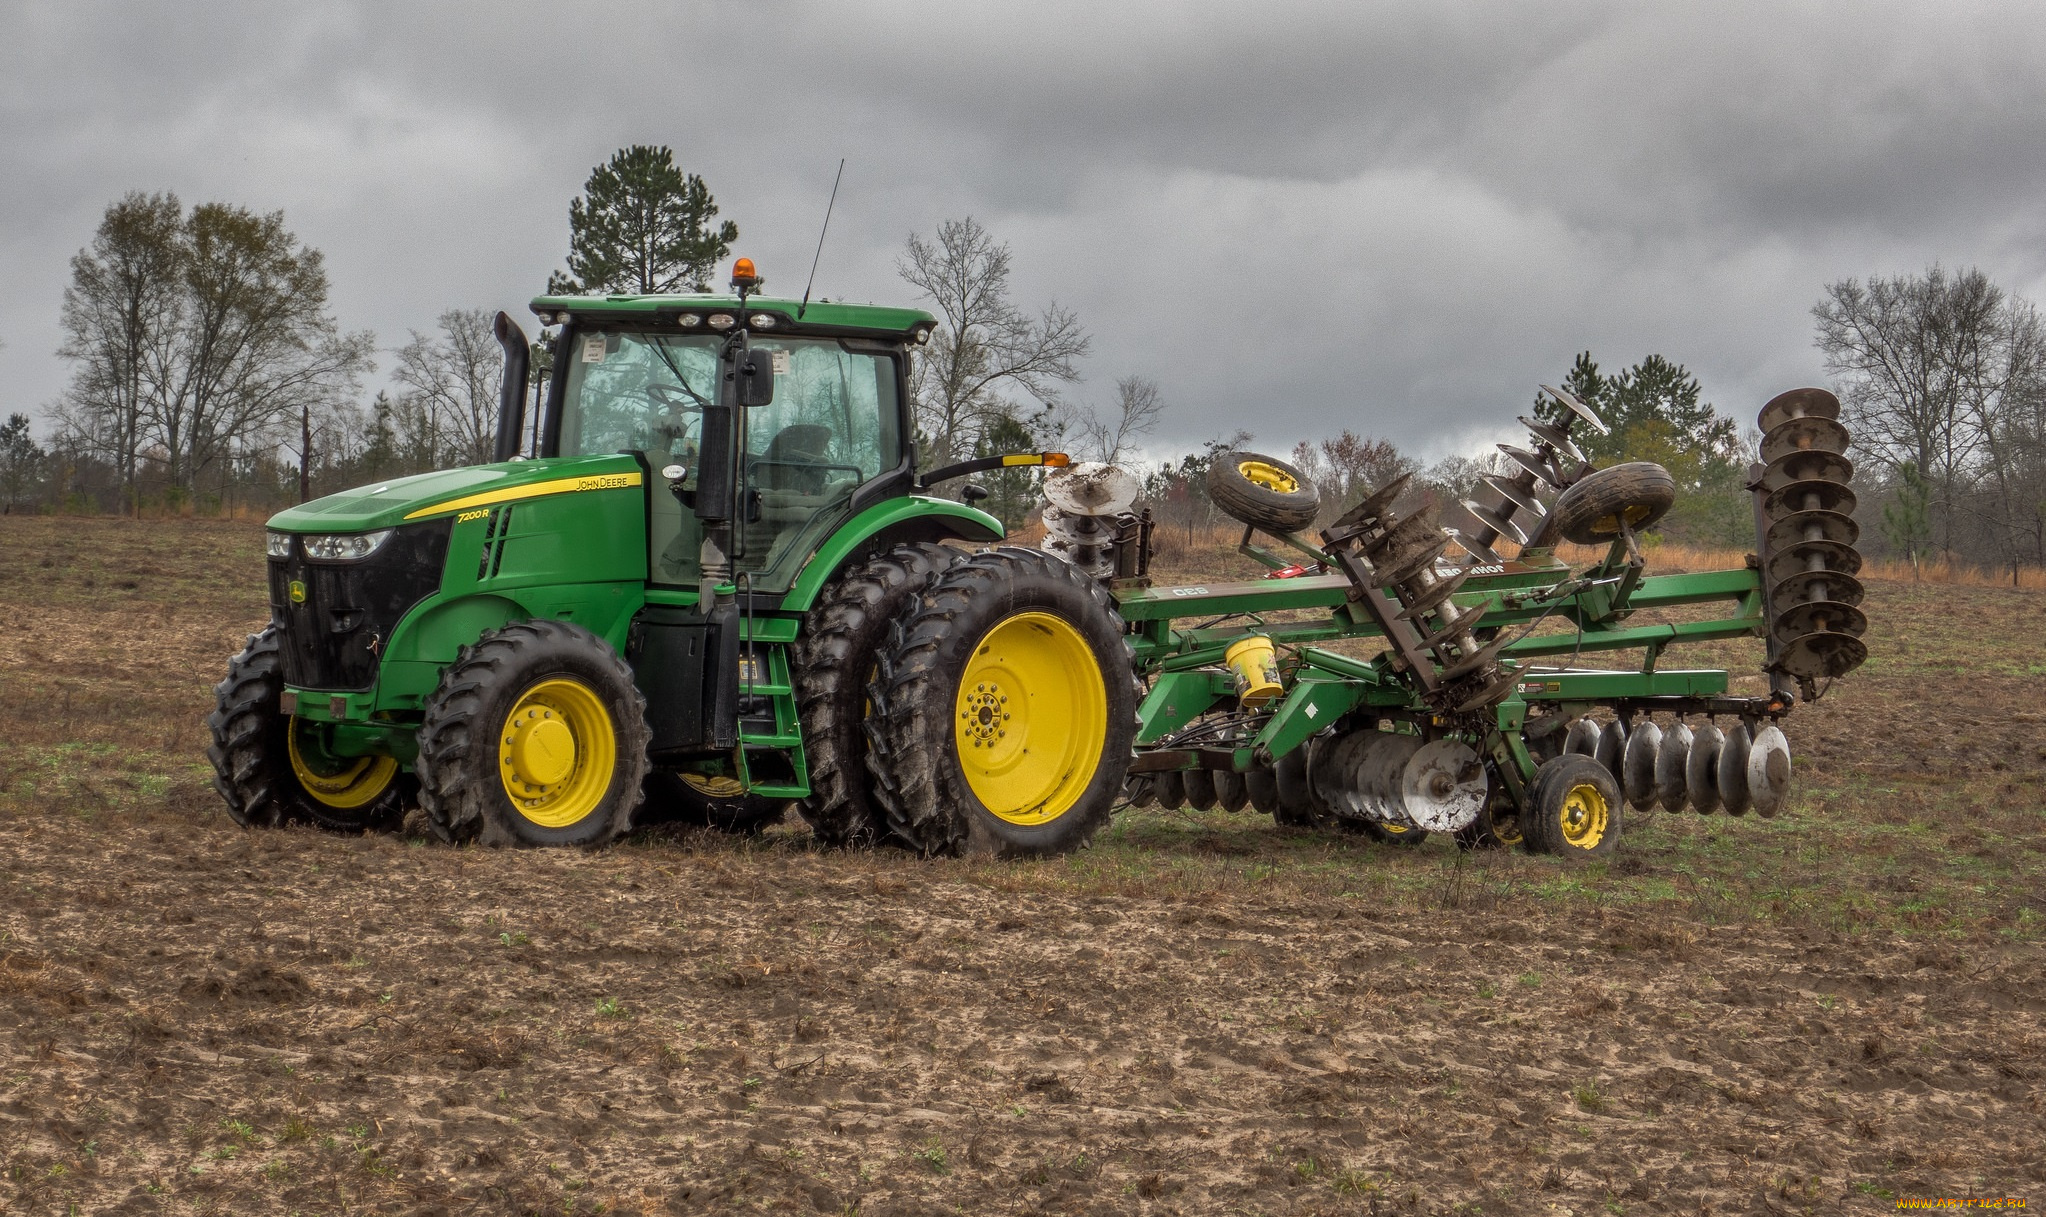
left=778, top=495, right=1003, bottom=614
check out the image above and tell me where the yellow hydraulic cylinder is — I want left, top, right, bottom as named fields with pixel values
left=1225, top=635, right=1284, bottom=708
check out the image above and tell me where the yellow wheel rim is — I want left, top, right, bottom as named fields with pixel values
left=287, top=718, right=399, bottom=810
left=1238, top=459, right=1300, bottom=494
left=954, top=611, right=1107, bottom=826
left=497, top=678, right=617, bottom=829
left=1591, top=504, right=1657, bottom=535
left=1558, top=781, right=1609, bottom=849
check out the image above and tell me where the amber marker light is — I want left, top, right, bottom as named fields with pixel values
left=1043, top=452, right=1071, bottom=467
left=730, top=257, right=759, bottom=286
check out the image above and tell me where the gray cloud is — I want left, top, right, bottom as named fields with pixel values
left=4, top=1, right=2044, bottom=462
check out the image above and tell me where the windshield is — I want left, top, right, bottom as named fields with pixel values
left=559, top=331, right=901, bottom=476
left=558, top=329, right=903, bottom=591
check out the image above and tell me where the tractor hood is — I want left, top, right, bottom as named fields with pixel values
left=267, top=455, right=643, bottom=534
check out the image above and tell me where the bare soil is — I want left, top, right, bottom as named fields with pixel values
left=1, top=515, right=2042, bottom=1215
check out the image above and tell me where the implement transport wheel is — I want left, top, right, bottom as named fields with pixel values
left=208, top=625, right=411, bottom=832
left=867, top=548, right=1138, bottom=857
left=417, top=620, right=649, bottom=847
left=639, top=770, right=788, bottom=834
left=1355, top=819, right=1430, bottom=848
left=1207, top=451, right=1322, bottom=534
left=796, top=542, right=958, bottom=847
left=1550, top=462, right=1676, bottom=546
left=1522, top=754, right=1623, bottom=862
left=1455, top=786, right=1524, bottom=852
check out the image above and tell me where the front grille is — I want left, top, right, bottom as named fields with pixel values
left=268, top=520, right=452, bottom=692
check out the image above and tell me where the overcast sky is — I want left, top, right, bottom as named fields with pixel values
left=5, top=1, right=2044, bottom=462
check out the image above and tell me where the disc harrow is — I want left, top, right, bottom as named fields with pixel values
left=1751, top=387, right=1870, bottom=692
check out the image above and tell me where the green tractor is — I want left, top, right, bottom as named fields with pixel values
left=209, top=256, right=1867, bottom=861
left=208, top=257, right=1126, bottom=851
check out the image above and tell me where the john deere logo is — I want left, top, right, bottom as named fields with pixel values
left=288, top=580, right=307, bottom=604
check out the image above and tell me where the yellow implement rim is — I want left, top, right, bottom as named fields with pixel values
left=497, top=678, right=616, bottom=829
left=1559, top=781, right=1609, bottom=849
left=1238, top=459, right=1300, bottom=495
left=286, top=719, right=399, bottom=810
left=1591, top=503, right=1657, bottom=534
left=954, top=611, right=1107, bottom=826
left=681, top=773, right=746, bottom=798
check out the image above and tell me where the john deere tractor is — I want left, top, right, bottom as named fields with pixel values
left=210, top=256, right=1867, bottom=861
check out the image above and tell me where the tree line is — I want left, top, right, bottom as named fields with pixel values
left=7, top=152, right=2042, bottom=587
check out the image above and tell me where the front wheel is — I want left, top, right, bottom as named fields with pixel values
left=416, top=620, right=650, bottom=847
left=639, top=770, right=789, bottom=834
left=866, top=549, right=1138, bottom=857
left=206, top=626, right=410, bottom=833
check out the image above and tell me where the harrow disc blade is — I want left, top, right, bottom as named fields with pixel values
left=1497, top=443, right=1563, bottom=488
left=1774, top=630, right=1869, bottom=679
left=1765, top=539, right=1864, bottom=586
left=1764, top=478, right=1858, bottom=519
left=1461, top=499, right=1531, bottom=545
left=1451, top=666, right=1524, bottom=713
left=1373, top=535, right=1451, bottom=588
left=1043, top=462, right=1141, bottom=516
left=1594, top=719, right=1627, bottom=784
left=1541, top=383, right=1611, bottom=434
left=1401, top=739, right=1488, bottom=832
left=1517, top=417, right=1587, bottom=464
left=1360, top=733, right=1424, bottom=825
left=1746, top=725, right=1793, bottom=817
left=1333, top=473, right=1414, bottom=531
left=1244, top=765, right=1282, bottom=815
left=1655, top=723, right=1693, bottom=812
left=1685, top=723, right=1725, bottom=814
left=1394, top=569, right=1469, bottom=620
left=1773, top=599, right=1870, bottom=643
left=1437, top=634, right=1507, bottom=682
left=1765, top=509, right=1860, bottom=551
left=1370, top=510, right=1445, bottom=561
left=1041, top=504, right=1115, bottom=543
left=1771, top=568, right=1866, bottom=610
left=1418, top=601, right=1487, bottom=651
left=1716, top=723, right=1753, bottom=816
left=1756, top=387, right=1842, bottom=434
left=1564, top=717, right=1602, bottom=757
left=1446, top=528, right=1503, bottom=565
left=1124, top=773, right=1159, bottom=809
left=1760, top=416, right=1851, bottom=464
left=1315, top=729, right=1379, bottom=820
left=1481, top=474, right=1545, bottom=517
left=1758, top=448, right=1855, bottom=493
left=1623, top=720, right=1662, bottom=812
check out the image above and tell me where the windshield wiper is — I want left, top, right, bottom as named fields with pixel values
left=648, top=337, right=712, bottom=408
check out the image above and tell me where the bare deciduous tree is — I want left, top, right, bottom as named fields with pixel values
left=897, top=217, right=1090, bottom=469
left=1067, top=374, right=1165, bottom=465
left=392, top=308, right=504, bottom=468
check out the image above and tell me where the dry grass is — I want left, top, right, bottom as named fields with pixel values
left=0, top=513, right=2042, bottom=1214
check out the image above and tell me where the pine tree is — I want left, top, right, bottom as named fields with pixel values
left=547, top=146, right=738, bottom=295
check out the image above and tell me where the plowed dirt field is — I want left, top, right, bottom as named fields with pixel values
left=2, top=516, right=2042, bottom=1215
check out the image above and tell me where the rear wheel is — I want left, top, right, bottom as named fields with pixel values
left=867, top=548, right=1138, bottom=856
left=417, top=620, right=649, bottom=847
left=206, top=626, right=410, bottom=833
left=795, top=543, right=957, bottom=847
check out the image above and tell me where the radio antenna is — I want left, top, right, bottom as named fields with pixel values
left=797, top=158, right=845, bottom=321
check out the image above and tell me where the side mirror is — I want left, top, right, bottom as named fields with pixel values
left=960, top=483, right=991, bottom=505
left=734, top=347, right=776, bottom=408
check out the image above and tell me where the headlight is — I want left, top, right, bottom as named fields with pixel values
left=301, top=529, right=394, bottom=561
left=266, top=531, right=293, bottom=559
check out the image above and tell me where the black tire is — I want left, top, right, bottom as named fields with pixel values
left=1455, top=782, right=1525, bottom=852
left=866, top=548, right=1139, bottom=857
left=1551, top=462, right=1676, bottom=545
left=1152, top=769, right=1186, bottom=809
left=206, top=626, right=411, bottom=833
left=1206, top=451, right=1322, bottom=534
left=1521, top=754, right=1623, bottom=862
left=1244, top=765, right=1281, bottom=814
left=1271, top=737, right=1334, bottom=827
left=1182, top=769, right=1218, bottom=811
left=416, top=620, right=649, bottom=848
left=1355, top=819, right=1431, bottom=848
left=639, top=769, right=788, bottom=834
left=795, top=543, right=957, bottom=847
left=1214, top=769, right=1251, bottom=813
